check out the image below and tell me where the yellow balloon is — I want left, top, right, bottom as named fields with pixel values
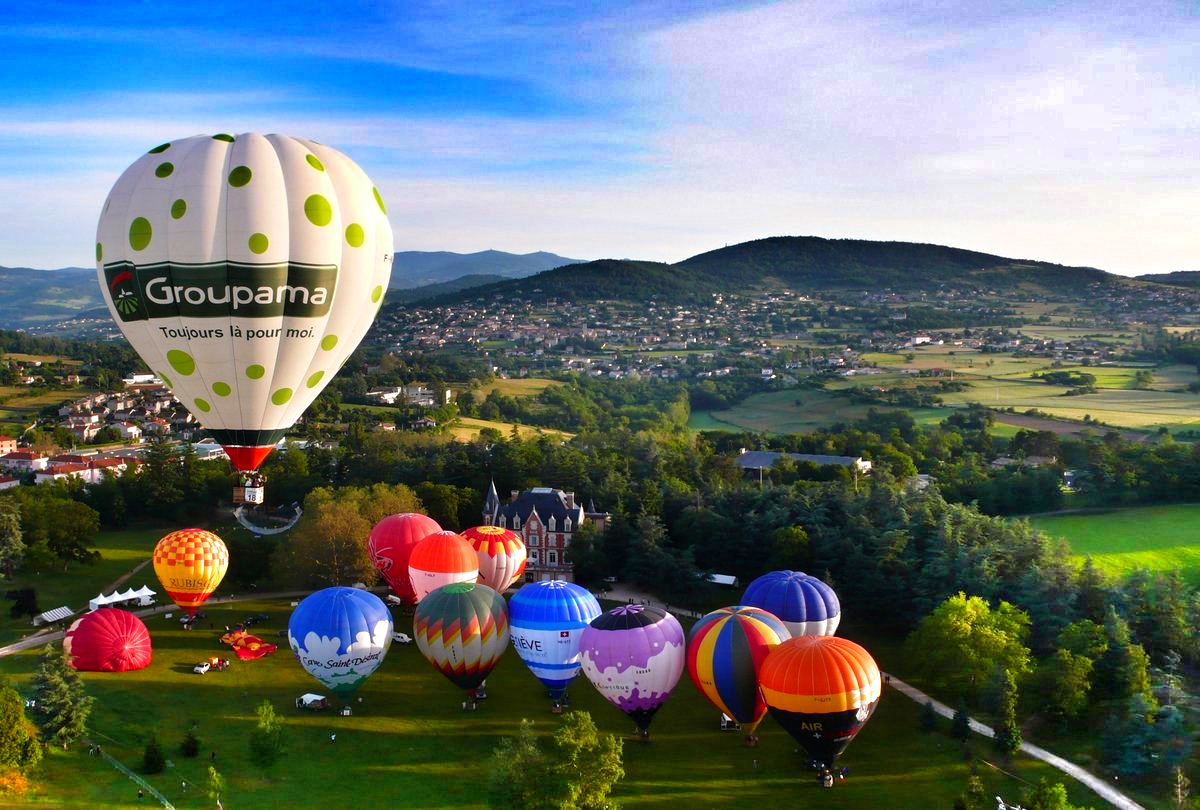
left=152, top=528, right=228, bottom=615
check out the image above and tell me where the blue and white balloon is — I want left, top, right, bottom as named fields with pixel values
left=508, top=580, right=601, bottom=700
left=288, top=587, right=393, bottom=696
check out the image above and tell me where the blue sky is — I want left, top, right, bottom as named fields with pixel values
left=1, top=0, right=1196, bottom=274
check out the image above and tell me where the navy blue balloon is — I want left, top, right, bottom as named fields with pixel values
left=741, top=570, right=840, bottom=636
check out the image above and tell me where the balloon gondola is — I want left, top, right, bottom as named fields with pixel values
left=95, top=133, right=393, bottom=507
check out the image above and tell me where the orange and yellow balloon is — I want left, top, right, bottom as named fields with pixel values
left=152, top=528, right=229, bottom=615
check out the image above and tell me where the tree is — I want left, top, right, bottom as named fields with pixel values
left=0, top=501, right=24, bottom=579
left=206, top=765, right=225, bottom=806
left=905, top=592, right=1032, bottom=701
left=0, top=687, right=41, bottom=772
left=1021, top=779, right=1082, bottom=810
left=954, top=775, right=986, bottom=810
left=30, top=644, right=94, bottom=748
left=991, top=669, right=1021, bottom=759
left=919, top=700, right=938, bottom=733
left=142, top=734, right=165, bottom=774
left=1035, top=650, right=1093, bottom=722
left=1093, top=607, right=1152, bottom=704
left=276, top=483, right=423, bottom=587
left=4, top=488, right=100, bottom=572
left=951, top=698, right=971, bottom=742
left=180, top=725, right=200, bottom=758
left=487, top=711, right=623, bottom=809
left=248, top=700, right=286, bottom=766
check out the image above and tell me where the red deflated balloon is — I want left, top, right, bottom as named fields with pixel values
left=63, top=608, right=153, bottom=672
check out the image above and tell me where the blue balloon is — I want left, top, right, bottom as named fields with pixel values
left=508, top=581, right=601, bottom=700
left=741, top=570, right=841, bottom=637
left=288, top=587, right=393, bottom=696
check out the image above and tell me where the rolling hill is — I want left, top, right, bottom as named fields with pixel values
left=390, top=249, right=582, bottom=288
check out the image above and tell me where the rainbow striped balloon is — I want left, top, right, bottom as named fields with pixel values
left=686, top=606, right=791, bottom=738
left=414, top=582, right=509, bottom=696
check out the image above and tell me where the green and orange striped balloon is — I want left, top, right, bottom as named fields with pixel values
left=413, top=582, right=509, bottom=695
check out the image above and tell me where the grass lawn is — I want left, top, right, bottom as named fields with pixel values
left=0, top=596, right=1101, bottom=810
left=1029, top=504, right=1200, bottom=586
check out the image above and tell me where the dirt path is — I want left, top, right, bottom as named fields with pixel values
left=991, top=411, right=1151, bottom=443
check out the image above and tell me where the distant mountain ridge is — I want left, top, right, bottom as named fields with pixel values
left=1136, top=271, right=1200, bottom=288
left=424, top=236, right=1134, bottom=306
left=390, top=249, right=583, bottom=289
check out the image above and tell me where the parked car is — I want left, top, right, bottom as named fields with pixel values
left=193, top=661, right=211, bottom=674
left=392, top=632, right=413, bottom=644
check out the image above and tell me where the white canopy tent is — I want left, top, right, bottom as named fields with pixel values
left=88, top=585, right=156, bottom=612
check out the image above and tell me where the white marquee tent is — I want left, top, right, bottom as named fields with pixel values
left=88, top=585, right=156, bottom=612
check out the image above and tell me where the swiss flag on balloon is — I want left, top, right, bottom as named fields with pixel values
left=560, top=631, right=571, bottom=638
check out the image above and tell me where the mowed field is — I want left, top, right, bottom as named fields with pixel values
left=0, top=529, right=1099, bottom=809
left=1030, top=504, right=1200, bottom=586
left=696, top=346, right=1200, bottom=436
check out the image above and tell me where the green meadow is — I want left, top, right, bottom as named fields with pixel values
left=1030, top=504, right=1200, bottom=586
left=0, top=529, right=1102, bottom=809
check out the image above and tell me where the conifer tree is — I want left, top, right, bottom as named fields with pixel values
left=30, top=644, right=93, bottom=749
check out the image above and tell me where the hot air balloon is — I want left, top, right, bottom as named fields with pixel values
left=463, top=525, right=526, bottom=593
left=508, top=580, right=601, bottom=706
left=580, top=604, right=685, bottom=740
left=686, top=605, right=791, bottom=744
left=63, top=608, right=152, bottom=672
left=152, top=528, right=228, bottom=616
left=368, top=513, right=441, bottom=602
left=95, top=133, right=393, bottom=504
left=413, top=582, right=508, bottom=706
left=741, top=570, right=841, bottom=637
left=759, top=635, right=881, bottom=769
left=408, top=531, right=479, bottom=603
left=287, top=587, right=393, bottom=697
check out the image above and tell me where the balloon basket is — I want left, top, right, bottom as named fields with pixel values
left=744, top=735, right=759, bottom=747
left=551, top=702, right=563, bottom=715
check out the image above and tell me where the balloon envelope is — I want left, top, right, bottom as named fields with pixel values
left=580, top=604, right=685, bottom=735
left=463, top=525, right=526, bottom=593
left=413, top=582, right=509, bottom=694
left=64, top=608, right=152, bottom=672
left=287, top=587, right=393, bottom=696
left=96, top=133, right=393, bottom=472
left=508, top=580, right=601, bottom=700
left=741, top=570, right=841, bottom=637
left=686, top=606, right=791, bottom=735
left=368, top=513, right=441, bottom=601
left=759, top=635, right=881, bottom=767
left=152, top=528, right=228, bottom=616
left=408, top=531, right=479, bottom=603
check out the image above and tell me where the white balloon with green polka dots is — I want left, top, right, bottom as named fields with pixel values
left=96, top=133, right=393, bottom=472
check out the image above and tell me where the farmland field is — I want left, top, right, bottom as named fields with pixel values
left=449, top=416, right=572, bottom=441
left=476, top=377, right=559, bottom=398
left=688, top=389, right=956, bottom=434
left=1030, top=504, right=1200, bottom=586
left=0, top=593, right=1098, bottom=808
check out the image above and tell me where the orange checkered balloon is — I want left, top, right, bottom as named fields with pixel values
left=152, top=528, right=229, bottom=616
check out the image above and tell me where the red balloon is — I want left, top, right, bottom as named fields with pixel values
left=63, top=608, right=153, bottom=672
left=368, top=513, right=441, bottom=602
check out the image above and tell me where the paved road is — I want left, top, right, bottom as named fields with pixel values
left=603, top=583, right=1146, bottom=810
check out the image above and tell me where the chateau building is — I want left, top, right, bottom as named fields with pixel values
left=482, top=481, right=608, bottom=583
